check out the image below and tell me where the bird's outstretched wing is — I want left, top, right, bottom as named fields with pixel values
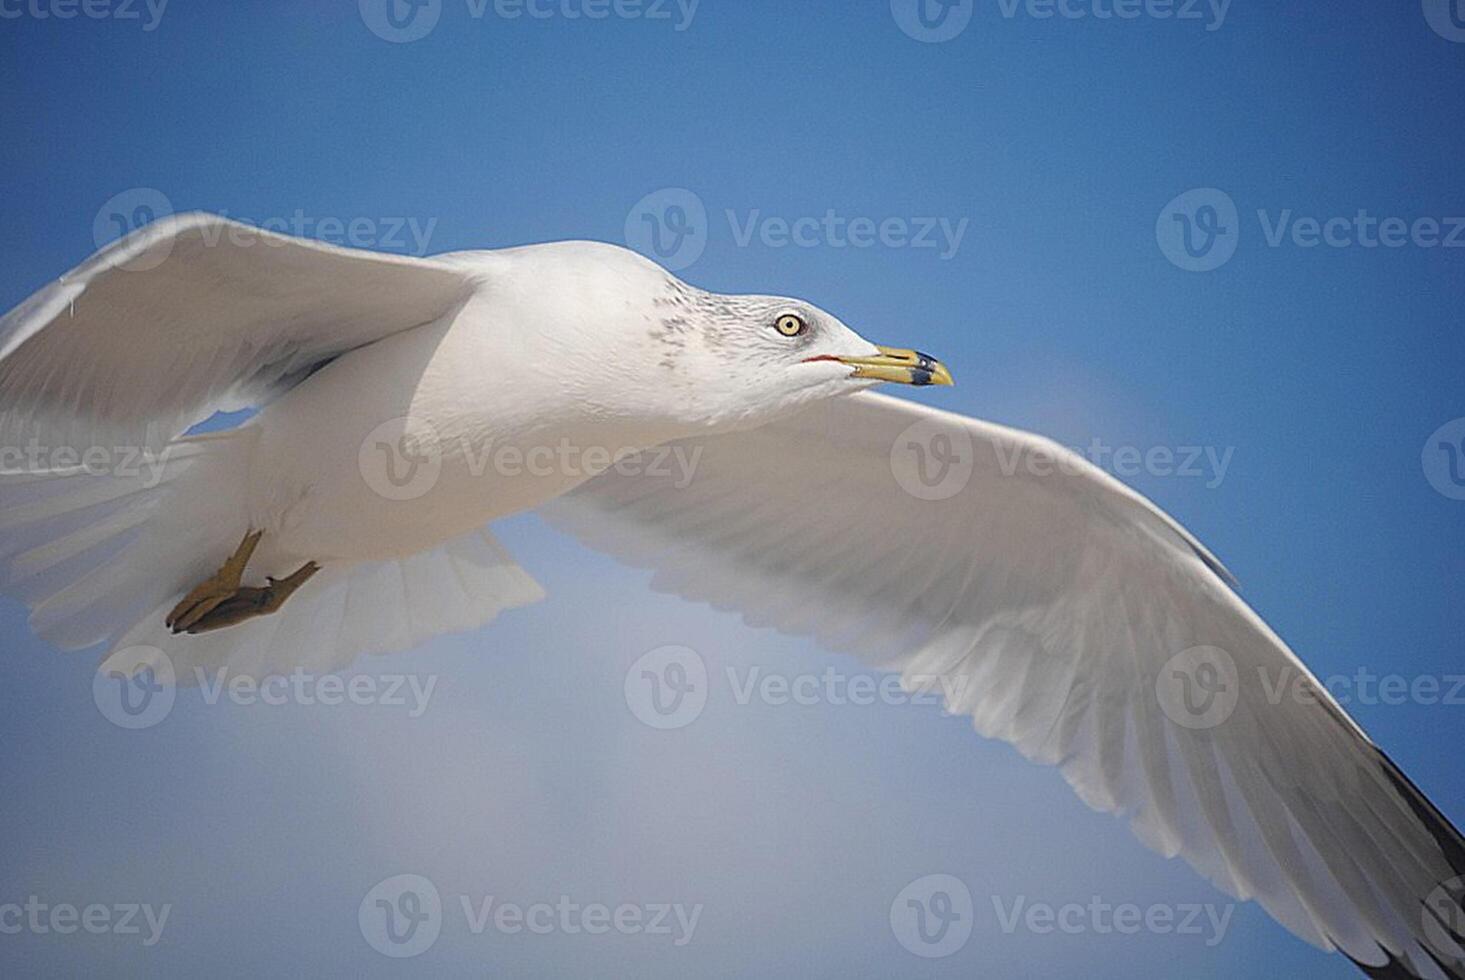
left=0, top=212, right=475, bottom=452
left=544, top=390, right=1465, bottom=979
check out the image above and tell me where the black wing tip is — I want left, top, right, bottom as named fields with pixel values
left=1338, top=746, right=1465, bottom=980
left=1373, top=746, right=1465, bottom=877
left=1344, top=946, right=1465, bottom=980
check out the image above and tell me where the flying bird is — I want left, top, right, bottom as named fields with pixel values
left=1, top=213, right=1461, bottom=978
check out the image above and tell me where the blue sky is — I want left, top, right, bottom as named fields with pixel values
left=2, top=1, right=1464, bottom=976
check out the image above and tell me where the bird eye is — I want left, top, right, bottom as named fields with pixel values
left=775, top=314, right=808, bottom=337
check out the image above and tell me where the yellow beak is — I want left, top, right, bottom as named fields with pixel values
left=833, top=346, right=954, bottom=387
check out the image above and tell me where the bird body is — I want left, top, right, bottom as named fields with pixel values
left=239, top=271, right=634, bottom=564
left=238, top=239, right=868, bottom=566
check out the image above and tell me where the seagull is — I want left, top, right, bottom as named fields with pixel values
left=1, top=212, right=1461, bottom=978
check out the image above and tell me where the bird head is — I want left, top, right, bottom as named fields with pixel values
left=661, top=291, right=955, bottom=427
left=494, top=242, right=953, bottom=433
left=495, top=240, right=949, bottom=427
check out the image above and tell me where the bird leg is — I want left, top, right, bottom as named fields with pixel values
left=166, top=530, right=263, bottom=632
left=175, top=562, right=322, bottom=635
left=165, top=530, right=321, bottom=635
